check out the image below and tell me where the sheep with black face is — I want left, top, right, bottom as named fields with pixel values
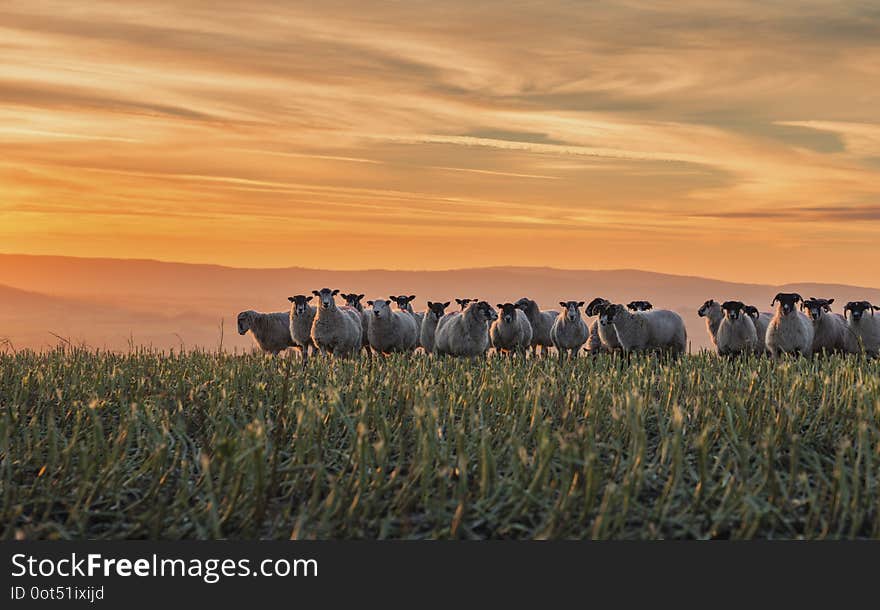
left=843, top=301, right=880, bottom=357
left=455, top=298, right=477, bottom=311
left=585, top=297, right=619, bottom=353
left=237, top=310, right=295, bottom=355
left=340, top=292, right=369, bottom=350
left=435, top=301, right=498, bottom=357
left=627, top=301, right=653, bottom=312
left=287, top=295, right=317, bottom=359
left=419, top=300, right=450, bottom=353
left=601, top=303, right=687, bottom=356
left=716, top=300, right=759, bottom=356
left=309, top=288, right=363, bottom=357
left=513, top=298, right=558, bottom=356
left=366, top=299, right=418, bottom=354
left=490, top=302, right=533, bottom=356
left=743, top=305, right=772, bottom=354
left=765, top=293, right=814, bottom=357
left=801, top=297, right=855, bottom=355
left=391, top=295, right=424, bottom=330
left=697, top=299, right=724, bottom=352
left=551, top=301, right=588, bottom=358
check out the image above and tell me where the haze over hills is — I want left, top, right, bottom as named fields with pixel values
left=1, top=254, right=878, bottom=352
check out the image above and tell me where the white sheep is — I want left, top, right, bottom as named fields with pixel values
left=366, top=299, right=418, bottom=354
left=843, top=301, right=880, bottom=358
left=490, top=302, right=533, bottom=356
left=237, top=310, right=294, bottom=355
left=697, top=299, right=724, bottom=352
left=801, top=298, right=856, bottom=355
left=551, top=301, right=589, bottom=358
left=514, top=298, right=558, bottom=356
left=601, top=304, right=687, bottom=356
left=435, top=301, right=498, bottom=357
left=419, top=301, right=450, bottom=353
left=341, top=292, right=370, bottom=351
left=586, top=297, right=619, bottom=353
left=716, top=301, right=759, bottom=356
left=287, top=295, right=317, bottom=359
left=309, top=288, right=363, bottom=357
left=390, top=295, right=425, bottom=330
left=765, top=293, right=814, bottom=357
left=743, top=305, right=772, bottom=354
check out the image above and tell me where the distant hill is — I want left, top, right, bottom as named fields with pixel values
left=1, top=254, right=878, bottom=351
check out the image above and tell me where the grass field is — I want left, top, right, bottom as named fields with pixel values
left=2, top=348, right=879, bottom=539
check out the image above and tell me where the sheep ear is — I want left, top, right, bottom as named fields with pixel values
left=577, top=301, right=585, bottom=307
left=385, top=300, right=391, bottom=305
left=306, top=296, right=313, bottom=302
left=312, top=290, right=320, bottom=296
left=388, top=296, right=396, bottom=301
left=427, top=301, right=434, bottom=308
left=496, top=303, right=504, bottom=309
left=771, top=294, right=780, bottom=305
left=408, top=295, right=416, bottom=301
left=827, top=298, right=834, bottom=305
left=793, top=293, right=802, bottom=302
left=559, top=302, right=566, bottom=308
left=367, top=300, right=373, bottom=306
left=288, top=297, right=295, bottom=302
left=443, top=301, right=450, bottom=308
left=332, top=289, right=339, bottom=296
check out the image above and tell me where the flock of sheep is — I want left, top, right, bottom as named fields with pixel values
left=236, top=290, right=880, bottom=360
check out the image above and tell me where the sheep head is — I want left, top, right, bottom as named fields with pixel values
left=236, top=310, right=255, bottom=335
left=340, top=293, right=365, bottom=311
left=312, top=288, right=339, bottom=310
left=721, top=300, right=745, bottom=320
left=771, top=293, right=802, bottom=316
left=627, top=300, right=653, bottom=312
left=844, top=300, right=874, bottom=321
left=801, top=297, right=833, bottom=321
left=600, top=303, right=625, bottom=326
left=559, top=300, right=585, bottom=322
left=743, top=305, right=760, bottom=320
left=426, top=301, right=450, bottom=319
left=467, top=300, right=498, bottom=322
left=367, top=299, right=393, bottom=319
left=287, top=295, right=314, bottom=315
left=585, top=297, right=610, bottom=317
left=697, top=299, right=718, bottom=318
left=390, top=295, right=416, bottom=312
left=496, top=302, right=519, bottom=323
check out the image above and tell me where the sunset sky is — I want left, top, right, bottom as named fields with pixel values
left=1, top=0, right=879, bottom=286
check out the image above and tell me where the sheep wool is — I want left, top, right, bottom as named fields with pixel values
left=716, top=301, right=759, bottom=356
left=367, top=299, right=418, bottom=354
left=287, top=295, right=317, bottom=358
left=844, top=301, right=880, bottom=357
left=551, top=301, right=589, bottom=357
left=514, top=298, right=558, bottom=356
left=309, top=288, right=363, bottom=357
left=765, top=293, right=814, bottom=357
left=237, top=310, right=294, bottom=355
left=435, top=301, right=498, bottom=357
left=603, top=304, right=687, bottom=355
left=420, top=301, right=450, bottom=353
left=490, top=303, right=533, bottom=355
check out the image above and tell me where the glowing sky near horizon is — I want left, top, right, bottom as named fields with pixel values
left=1, top=0, right=880, bottom=285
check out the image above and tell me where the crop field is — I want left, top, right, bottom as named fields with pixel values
left=2, top=348, right=880, bottom=540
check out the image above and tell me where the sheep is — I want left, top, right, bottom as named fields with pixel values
left=236, top=310, right=294, bottom=355
left=697, top=299, right=724, bottom=352
left=366, top=299, right=418, bottom=354
left=601, top=304, right=687, bottom=356
left=455, top=298, right=476, bottom=311
left=743, top=305, right=773, bottom=353
left=514, top=298, right=558, bottom=356
left=765, top=293, right=814, bottom=358
left=391, top=294, right=425, bottom=329
left=490, top=303, right=533, bottom=356
left=339, top=292, right=370, bottom=351
left=551, top=301, right=589, bottom=358
left=843, top=301, right=880, bottom=358
left=585, top=297, right=619, bottom=353
left=801, top=297, right=856, bottom=355
left=627, top=301, right=653, bottom=312
left=309, top=288, right=363, bottom=357
left=286, top=295, right=317, bottom=359
left=435, top=301, right=498, bottom=357
left=419, top=301, right=450, bottom=353
left=716, top=301, right=759, bottom=356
